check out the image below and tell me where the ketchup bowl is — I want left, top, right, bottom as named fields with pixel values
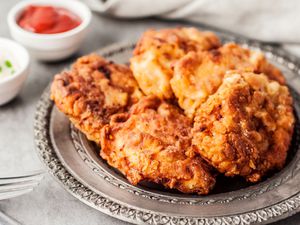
left=8, top=0, right=92, bottom=61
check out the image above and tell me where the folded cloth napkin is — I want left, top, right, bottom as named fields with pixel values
left=82, top=0, right=300, bottom=56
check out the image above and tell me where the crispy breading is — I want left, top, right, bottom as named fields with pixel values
left=130, top=27, right=221, bottom=99
left=100, top=96, right=216, bottom=194
left=50, top=28, right=295, bottom=194
left=171, top=43, right=286, bottom=117
left=51, top=54, right=143, bottom=143
left=192, top=71, right=294, bottom=182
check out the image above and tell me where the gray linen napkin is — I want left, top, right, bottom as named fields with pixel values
left=82, top=0, right=300, bottom=56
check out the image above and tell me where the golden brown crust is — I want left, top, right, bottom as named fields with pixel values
left=130, top=27, right=221, bottom=99
left=100, top=96, right=216, bottom=194
left=50, top=28, right=295, bottom=194
left=51, top=54, right=143, bottom=143
left=171, top=43, right=286, bottom=117
left=192, top=71, right=294, bottom=182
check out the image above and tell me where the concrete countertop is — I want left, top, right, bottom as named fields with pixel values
left=0, top=1, right=299, bottom=224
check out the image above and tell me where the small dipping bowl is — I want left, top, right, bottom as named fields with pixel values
left=7, top=0, right=92, bottom=61
left=0, top=38, right=30, bottom=105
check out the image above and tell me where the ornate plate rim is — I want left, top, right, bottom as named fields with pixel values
left=34, top=36, right=300, bottom=225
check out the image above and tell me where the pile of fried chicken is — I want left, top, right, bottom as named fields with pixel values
left=51, top=27, right=295, bottom=195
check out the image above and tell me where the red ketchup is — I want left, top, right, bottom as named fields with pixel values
left=18, top=5, right=81, bottom=34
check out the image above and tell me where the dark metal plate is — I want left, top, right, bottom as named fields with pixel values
left=34, top=33, right=300, bottom=225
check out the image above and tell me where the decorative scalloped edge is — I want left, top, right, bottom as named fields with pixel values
left=34, top=37, right=300, bottom=224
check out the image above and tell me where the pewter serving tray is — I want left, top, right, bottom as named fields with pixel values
left=34, top=31, right=300, bottom=225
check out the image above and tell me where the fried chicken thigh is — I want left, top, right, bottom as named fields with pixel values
left=130, top=27, right=221, bottom=99
left=51, top=54, right=143, bottom=143
left=50, top=27, right=295, bottom=194
left=100, top=96, right=216, bottom=194
left=192, top=71, right=294, bottom=182
left=171, top=43, right=286, bottom=117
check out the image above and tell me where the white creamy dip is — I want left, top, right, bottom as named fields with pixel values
left=0, top=50, right=19, bottom=80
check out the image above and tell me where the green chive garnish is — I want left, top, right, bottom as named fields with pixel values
left=0, top=66, right=2, bottom=73
left=11, top=70, right=15, bottom=74
left=5, top=60, right=12, bottom=68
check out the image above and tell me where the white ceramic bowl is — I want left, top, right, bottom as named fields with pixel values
left=7, top=0, right=92, bottom=61
left=0, top=38, right=30, bottom=105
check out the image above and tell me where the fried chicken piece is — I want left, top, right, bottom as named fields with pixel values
left=192, top=71, right=294, bottom=182
left=130, top=27, right=221, bottom=99
left=171, top=43, right=286, bottom=117
left=51, top=54, right=143, bottom=143
left=100, top=96, right=216, bottom=194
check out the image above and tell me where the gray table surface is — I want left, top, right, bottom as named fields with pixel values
left=0, top=1, right=299, bottom=225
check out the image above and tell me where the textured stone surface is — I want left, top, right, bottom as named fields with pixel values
left=0, top=0, right=299, bottom=224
